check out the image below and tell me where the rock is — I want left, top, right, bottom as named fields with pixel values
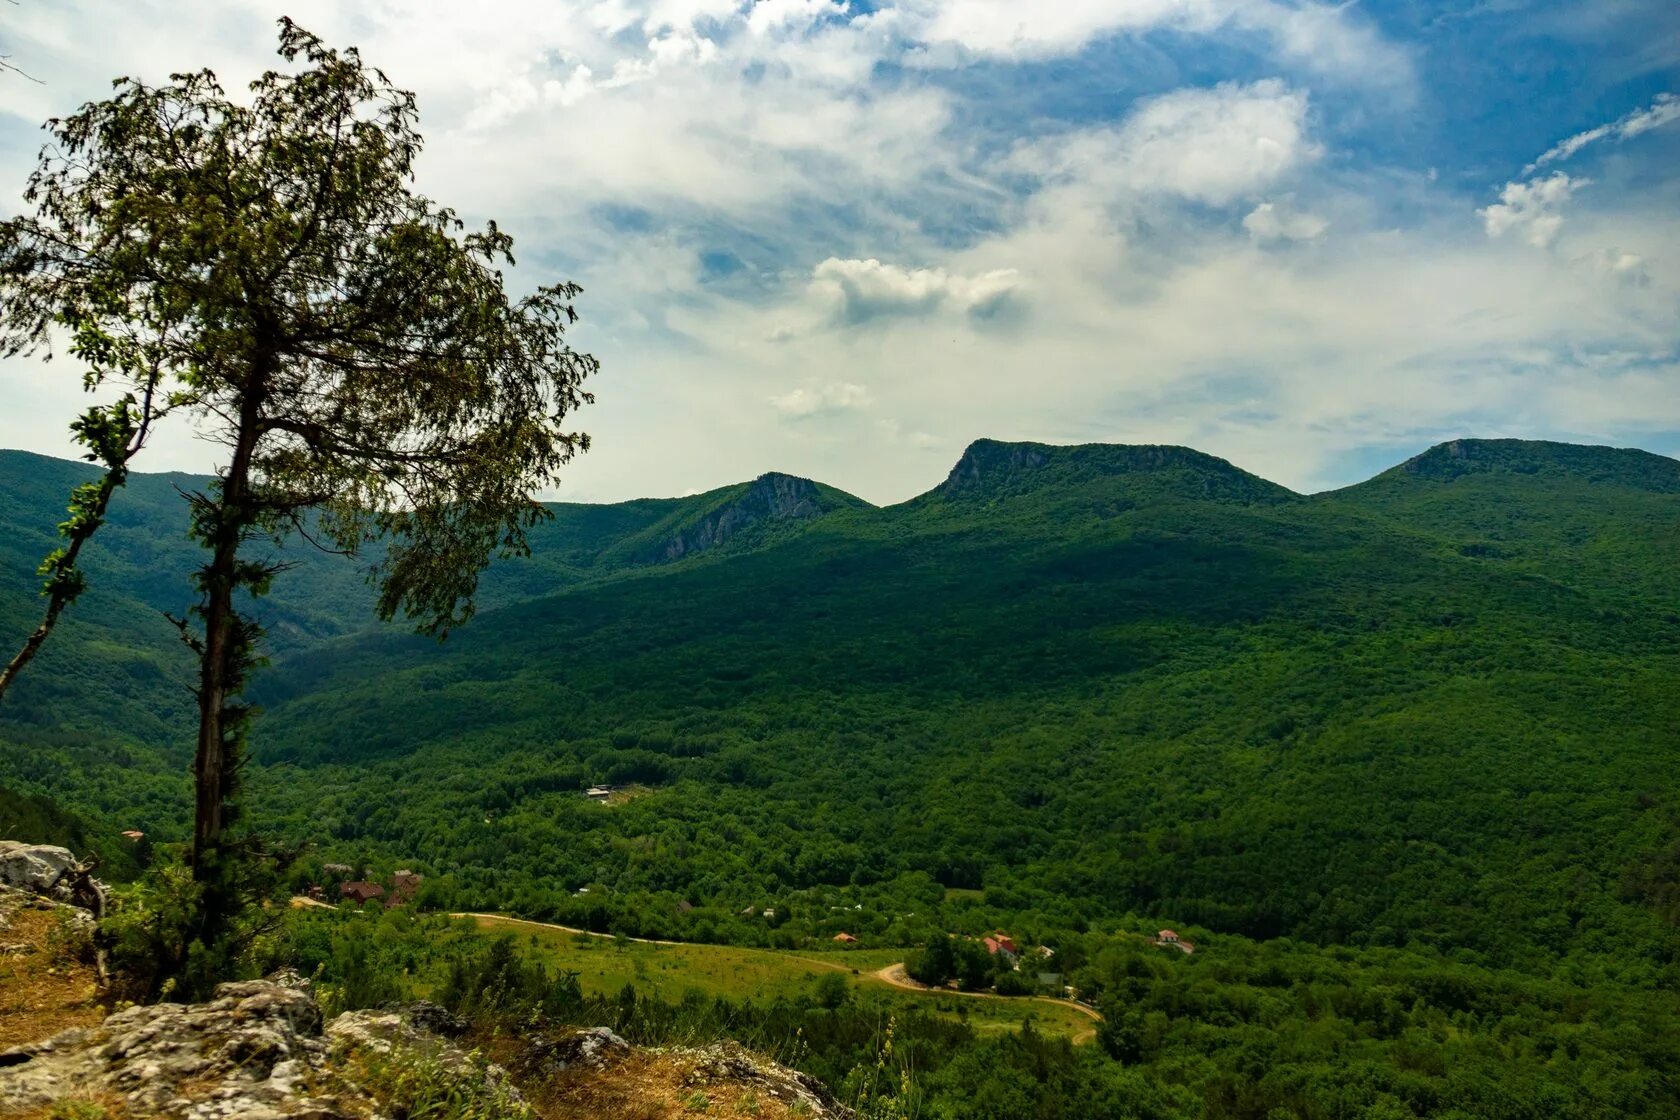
left=681, top=1041, right=853, bottom=1118
left=646, top=473, right=841, bottom=563
left=0, top=978, right=345, bottom=1118
left=0, top=843, right=80, bottom=902
left=0, top=842, right=107, bottom=916
left=385, top=999, right=467, bottom=1037
left=514, top=1025, right=631, bottom=1079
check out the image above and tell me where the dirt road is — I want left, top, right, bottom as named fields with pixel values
left=871, top=962, right=1102, bottom=1041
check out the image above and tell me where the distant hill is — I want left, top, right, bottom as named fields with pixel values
left=928, top=438, right=1295, bottom=506
left=0, top=438, right=1676, bottom=970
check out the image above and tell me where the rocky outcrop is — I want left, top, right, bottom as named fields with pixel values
left=647, top=473, right=839, bottom=563
left=0, top=981, right=855, bottom=1120
left=679, top=1041, right=853, bottom=1118
left=0, top=842, right=105, bottom=913
left=0, top=843, right=851, bottom=1119
left=0, top=977, right=529, bottom=1119
left=939, top=438, right=1052, bottom=495
left=1, top=975, right=329, bottom=1117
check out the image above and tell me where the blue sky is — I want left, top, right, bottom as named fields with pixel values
left=2, top=0, right=1677, bottom=503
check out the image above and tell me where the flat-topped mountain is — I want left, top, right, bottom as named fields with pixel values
left=930, top=438, right=1296, bottom=505
left=1375, top=438, right=1680, bottom=491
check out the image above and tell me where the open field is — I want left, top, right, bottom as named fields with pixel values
left=467, top=915, right=1099, bottom=1042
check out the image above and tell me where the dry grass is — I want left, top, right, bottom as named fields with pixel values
left=6, top=1090, right=131, bottom=1120
left=527, top=1049, right=816, bottom=1120
left=0, top=904, right=106, bottom=1051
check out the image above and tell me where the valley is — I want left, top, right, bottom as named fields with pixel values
left=2, top=435, right=1678, bottom=1116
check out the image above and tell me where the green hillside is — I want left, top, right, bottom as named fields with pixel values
left=6, top=438, right=1673, bottom=968
left=3, top=436, right=1678, bottom=1115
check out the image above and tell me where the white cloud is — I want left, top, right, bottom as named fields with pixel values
left=746, top=0, right=844, bottom=35
left=0, top=0, right=1673, bottom=509
left=1016, top=80, right=1316, bottom=206
left=1481, top=172, right=1588, bottom=248
left=771, top=381, right=874, bottom=418
left=1526, top=92, right=1680, bottom=172
left=810, top=257, right=1022, bottom=324
left=1581, top=247, right=1650, bottom=287
left=1243, top=201, right=1328, bottom=242
left=910, top=0, right=1203, bottom=57
left=901, top=0, right=1413, bottom=90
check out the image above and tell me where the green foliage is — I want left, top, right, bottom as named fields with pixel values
left=0, top=18, right=596, bottom=986
left=333, top=1042, right=534, bottom=1120
left=435, top=934, right=585, bottom=1028
left=100, top=856, right=288, bottom=1000
left=3, top=435, right=1679, bottom=1112
left=280, top=905, right=1680, bottom=1119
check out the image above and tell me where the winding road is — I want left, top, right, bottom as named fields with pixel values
left=300, top=902, right=1104, bottom=1042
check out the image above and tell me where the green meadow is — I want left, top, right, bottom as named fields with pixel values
left=470, top=915, right=1098, bottom=1041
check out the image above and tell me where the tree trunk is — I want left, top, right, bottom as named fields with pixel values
left=191, top=382, right=265, bottom=879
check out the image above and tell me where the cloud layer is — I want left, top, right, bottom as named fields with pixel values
left=0, top=0, right=1675, bottom=504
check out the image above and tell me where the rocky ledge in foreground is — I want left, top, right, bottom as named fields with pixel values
left=0, top=842, right=850, bottom=1119
left=0, top=975, right=851, bottom=1119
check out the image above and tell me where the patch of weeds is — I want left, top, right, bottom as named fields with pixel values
left=334, top=1042, right=533, bottom=1120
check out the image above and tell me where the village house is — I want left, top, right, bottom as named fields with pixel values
left=833, top=932, right=858, bottom=944
left=120, top=830, right=145, bottom=841
left=586, top=786, right=614, bottom=801
left=1154, top=928, right=1196, bottom=954
left=388, top=870, right=423, bottom=906
left=341, top=881, right=384, bottom=904
left=983, top=932, right=1019, bottom=960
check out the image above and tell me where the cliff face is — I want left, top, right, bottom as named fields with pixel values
left=647, top=472, right=840, bottom=563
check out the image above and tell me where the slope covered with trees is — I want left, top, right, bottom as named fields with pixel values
left=1, top=438, right=1674, bottom=972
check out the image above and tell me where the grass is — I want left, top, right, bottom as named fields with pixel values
left=471, top=916, right=1097, bottom=1042
left=520, top=1047, right=818, bottom=1120
left=0, top=903, right=106, bottom=1051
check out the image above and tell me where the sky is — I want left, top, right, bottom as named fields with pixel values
left=2, top=1, right=1678, bottom=505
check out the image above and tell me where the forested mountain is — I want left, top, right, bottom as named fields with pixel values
left=1, top=438, right=1677, bottom=973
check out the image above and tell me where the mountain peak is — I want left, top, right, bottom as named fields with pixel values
left=934, top=439, right=1295, bottom=504
left=1394, top=438, right=1680, bottom=492
left=632, top=471, right=867, bottom=564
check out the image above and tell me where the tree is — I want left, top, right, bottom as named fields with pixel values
left=0, top=20, right=597, bottom=942
left=906, top=933, right=957, bottom=986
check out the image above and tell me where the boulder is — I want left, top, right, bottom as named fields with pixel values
left=0, top=843, right=80, bottom=902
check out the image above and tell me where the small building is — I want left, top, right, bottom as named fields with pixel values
left=983, top=932, right=1019, bottom=958
left=322, top=863, right=354, bottom=877
left=342, top=881, right=385, bottom=904
left=833, top=932, right=858, bottom=944
left=586, top=786, right=614, bottom=800
left=120, top=829, right=145, bottom=841
left=389, top=870, right=423, bottom=905
left=1154, top=928, right=1195, bottom=954
left=676, top=900, right=695, bottom=914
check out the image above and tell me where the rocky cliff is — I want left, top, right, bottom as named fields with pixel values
left=642, top=472, right=847, bottom=563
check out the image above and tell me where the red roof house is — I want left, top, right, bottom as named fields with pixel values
left=342, top=881, right=385, bottom=904
left=388, top=870, right=423, bottom=905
